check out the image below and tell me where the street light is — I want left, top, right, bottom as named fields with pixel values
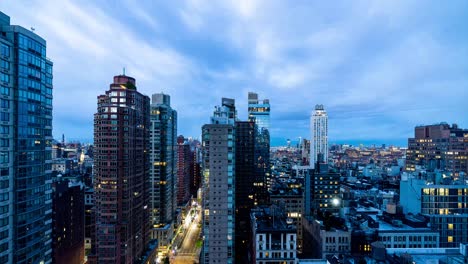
left=332, top=198, right=340, bottom=207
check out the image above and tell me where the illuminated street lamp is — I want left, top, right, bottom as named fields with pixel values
left=332, top=198, right=340, bottom=207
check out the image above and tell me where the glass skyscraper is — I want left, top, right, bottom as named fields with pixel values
left=248, top=92, right=270, bottom=197
left=149, top=93, right=177, bottom=251
left=0, top=12, right=53, bottom=263
left=248, top=92, right=270, bottom=131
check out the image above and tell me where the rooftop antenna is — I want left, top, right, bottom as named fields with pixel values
left=30, top=27, right=35, bottom=32
left=123, top=67, right=126, bottom=76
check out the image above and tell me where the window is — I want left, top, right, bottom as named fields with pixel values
left=0, top=139, right=7, bottom=147
left=0, top=113, right=8, bottom=122
left=0, top=86, right=8, bottom=96
left=448, top=223, right=453, bottom=230
left=0, top=73, right=8, bottom=83
left=448, top=236, right=453, bottom=243
left=0, top=152, right=8, bottom=164
left=0, top=99, right=8, bottom=109
left=0, top=44, right=9, bottom=57
left=0, top=126, right=7, bottom=134
left=0, top=59, right=8, bottom=70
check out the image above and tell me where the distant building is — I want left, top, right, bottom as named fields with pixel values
left=301, top=139, right=311, bottom=166
left=310, top=105, right=328, bottom=169
left=52, top=179, right=85, bottom=264
left=201, top=98, right=236, bottom=264
left=91, top=74, right=150, bottom=263
left=251, top=206, right=297, bottom=264
left=0, top=11, right=54, bottom=263
left=406, top=123, right=468, bottom=174
left=177, top=135, right=191, bottom=205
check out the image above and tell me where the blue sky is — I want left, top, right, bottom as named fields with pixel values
left=2, top=0, right=467, bottom=146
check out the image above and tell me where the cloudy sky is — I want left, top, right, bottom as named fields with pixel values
left=2, top=0, right=467, bottom=146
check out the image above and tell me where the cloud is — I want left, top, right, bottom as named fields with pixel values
left=1, top=0, right=466, bottom=145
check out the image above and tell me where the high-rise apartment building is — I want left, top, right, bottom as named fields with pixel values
left=406, top=123, right=468, bottom=174
left=92, top=74, right=150, bottom=263
left=177, top=135, right=191, bottom=205
left=0, top=12, right=53, bottom=263
left=248, top=92, right=270, bottom=201
left=310, top=105, right=328, bottom=169
left=201, top=98, right=236, bottom=264
left=149, top=93, right=177, bottom=250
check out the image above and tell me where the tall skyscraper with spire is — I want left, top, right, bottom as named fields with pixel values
left=0, top=11, right=53, bottom=263
left=310, top=104, right=328, bottom=169
left=92, top=74, right=150, bottom=263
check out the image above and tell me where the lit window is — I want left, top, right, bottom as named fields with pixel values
left=448, top=224, right=453, bottom=230
left=448, top=236, right=453, bottom=243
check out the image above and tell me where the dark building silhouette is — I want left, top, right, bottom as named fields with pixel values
left=52, top=178, right=85, bottom=264
left=235, top=121, right=257, bottom=263
left=91, top=74, right=150, bottom=263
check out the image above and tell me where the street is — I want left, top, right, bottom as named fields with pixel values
left=172, top=210, right=201, bottom=264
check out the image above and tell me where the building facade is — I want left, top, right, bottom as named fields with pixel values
left=235, top=120, right=256, bottom=263
left=305, top=164, right=340, bottom=216
left=406, top=123, right=468, bottom=174
left=92, top=74, right=150, bottom=263
left=248, top=92, right=270, bottom=200
left=421, top=185, right=468, bottom=247
left=52, top=179, right=85, bottom=264
left=201, top=98, right=236, bottom=264
left=270, top=190, right=304, bottom=253
left=177, top=135, right=191, bottom=205
left=251, top=206, right=297, bottom=264
left=310, top=105, right=328, bottom=169
left=0, top=11, right=54, bottom=264
left=149, top=93, right=177, bottom=252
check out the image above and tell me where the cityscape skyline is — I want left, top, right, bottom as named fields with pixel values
left=0, top=6, right=467, bottom=263
left=1, top=1, right=467, bottom=146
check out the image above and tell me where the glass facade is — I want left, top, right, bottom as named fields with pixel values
left=149, top=94, right=177, bottom=230
left=248, top=92, right=270, bottom=197
left=1, top=11, right=53, bottom=263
